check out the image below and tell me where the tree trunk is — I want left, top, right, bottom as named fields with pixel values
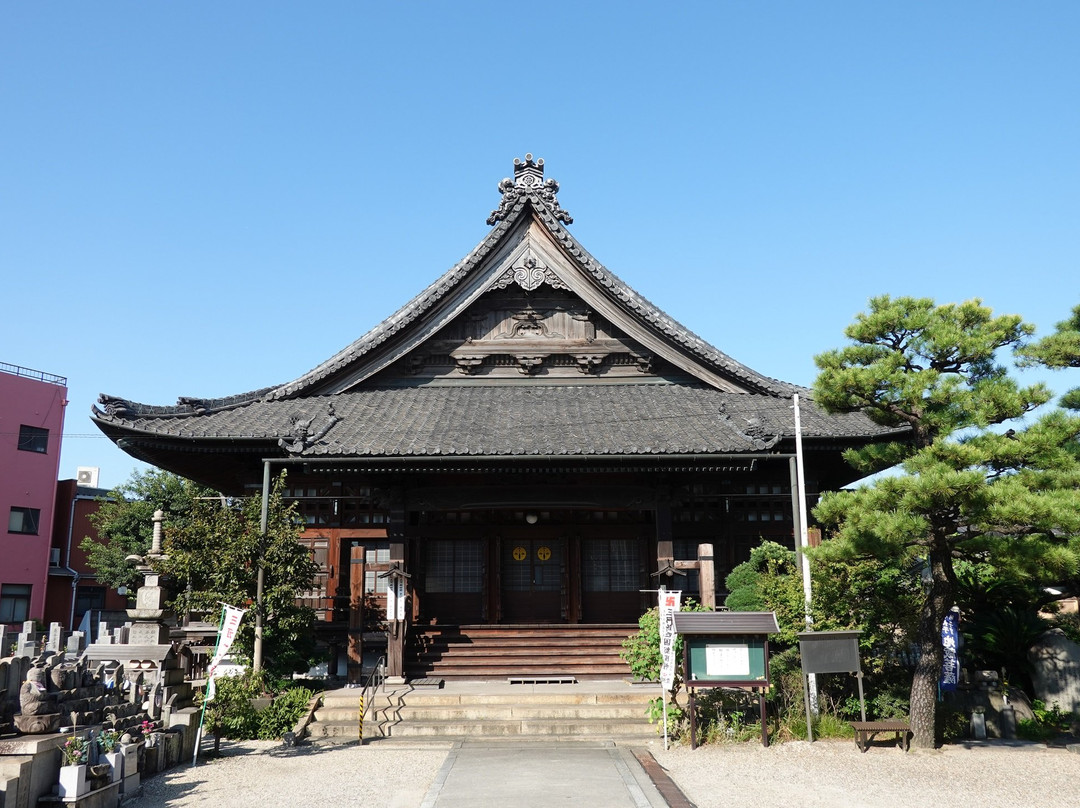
left=909, top=540, right=953, bottom=748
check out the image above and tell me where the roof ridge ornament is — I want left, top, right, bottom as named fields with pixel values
left=487, top=154, right=573, bottom=226
left=278, top=403, right=341, bottom=454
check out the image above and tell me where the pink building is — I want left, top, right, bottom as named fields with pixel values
left=0, top=362, right=67, bottom=628
left=45, top=477, right=128, bottom=629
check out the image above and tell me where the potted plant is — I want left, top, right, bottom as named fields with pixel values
left=140, top=719, right=163, bottom=748
left=58, top=734, right=90, bottom=798
left=97, top=729, right=123, bottom=782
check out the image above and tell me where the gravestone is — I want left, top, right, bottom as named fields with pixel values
left=47, top=622, right=63, bottom=654
left=16, top=622, right=38, bottom=658
left=67, top=631, right=86, bottom=654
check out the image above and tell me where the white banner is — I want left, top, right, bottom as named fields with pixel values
left=386, top=578, right=406, bottom=622
left=204, top=604, right=247, bottom=702
left=658, top=590, right=681, bottom=691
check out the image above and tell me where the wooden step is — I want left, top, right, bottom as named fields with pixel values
left=407, top=623, right=636, bottom=681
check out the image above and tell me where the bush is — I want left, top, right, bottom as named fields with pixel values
left=257, top=686, right=316, bottom=740
left=1016, top=700, right=1071, bottom=742
left=198, top=669, right=321, bottom=743
left=199, top=672, right=263, bottom=740
left=621, top=598, right=708, bottom=739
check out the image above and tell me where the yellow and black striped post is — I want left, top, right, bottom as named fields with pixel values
left=358, top=694, right=364, bottom=744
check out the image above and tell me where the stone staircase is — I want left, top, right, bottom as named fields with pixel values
left=407, top=624, right=637, bottom=680
left=306, top=683, right=658, bottom=741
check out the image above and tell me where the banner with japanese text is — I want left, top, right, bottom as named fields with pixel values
left=205, top=604, right=247, bottom=702
left=940, top=609, right=960, bottom=692
left=659, top=590, right=682, bottom=691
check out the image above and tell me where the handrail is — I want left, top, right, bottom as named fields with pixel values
left=0, top=361, right=66, bottom=386
left=358, top=655, right=386, bottom=741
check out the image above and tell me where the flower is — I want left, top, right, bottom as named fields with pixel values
left=61, top=736, right=89, bottom=766
left=97, top=729, right=120, bottom=753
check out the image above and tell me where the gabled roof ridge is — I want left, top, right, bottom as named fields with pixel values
left=267, top=156, right=798, bottom=400
left=527, top=201, right=797, bottom=397
left=267, top=204, right=528, bottom=400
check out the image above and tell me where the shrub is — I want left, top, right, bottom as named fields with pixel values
left=257, top=686, right=317, bottom=740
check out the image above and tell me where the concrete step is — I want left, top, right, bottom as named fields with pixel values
left=307, top=718, right=655, bottom=740
left=320, top=690, right=653, bottom=708
left=309, top=684, right=657, bottom=741
left=319, top=704, right=649, bottom=722
left=377, top=719, right=655, bottom=738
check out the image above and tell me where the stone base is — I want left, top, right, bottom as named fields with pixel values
left=13, top=712, right=61, bottom=734
left=39, top=779, right=121, bottom=806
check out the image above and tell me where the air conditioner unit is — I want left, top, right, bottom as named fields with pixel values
left=50, top=547, right=61, bottom=566
left=76, top=466, right=100, bottom=487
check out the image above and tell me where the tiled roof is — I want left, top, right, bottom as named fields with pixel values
left=103, top=159, right=797, bottom=418
left=673, top=611, right=781, bottom=635
left=92, top=383, right=901, bottom=459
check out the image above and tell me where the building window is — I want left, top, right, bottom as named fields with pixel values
left=424, top=540, right=483, bottom=594
left=0, top=584, right=32, bottom=623
left=8, top=507, right=41, bottom=535
left=73, top=586, right=106, bottom=625
left=583, top=539, right=640, bottom=592
left=17, top=425, right=49, bottom=453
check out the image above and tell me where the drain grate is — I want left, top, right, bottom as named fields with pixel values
left=507, top=675, right=577, bottom=685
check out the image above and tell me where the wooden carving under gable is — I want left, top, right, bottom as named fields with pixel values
left=380, top=285, right=665, bottom=382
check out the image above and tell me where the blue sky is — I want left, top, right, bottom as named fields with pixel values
left=2, top=2, right=1078, bottom=490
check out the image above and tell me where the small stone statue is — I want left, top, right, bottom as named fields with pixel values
left=19, top=668, right=57, bottom=716
left=14, top=667, right=62, bottom=734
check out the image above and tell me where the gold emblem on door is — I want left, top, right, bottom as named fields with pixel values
left=536, top=545, right=552, bottom=561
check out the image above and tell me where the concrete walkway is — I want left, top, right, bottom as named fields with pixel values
left=418, top=739, right=672, bottom=808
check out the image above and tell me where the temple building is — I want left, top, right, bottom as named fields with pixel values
left=92, top=156, right=899, bottom=679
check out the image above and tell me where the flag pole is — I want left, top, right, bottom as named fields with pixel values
left=192, top=603, right=228, bottom=766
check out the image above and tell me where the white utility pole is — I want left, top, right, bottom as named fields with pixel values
left=793, top=394, right=819, bottom=715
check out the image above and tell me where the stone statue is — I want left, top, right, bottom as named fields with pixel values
left=14, top=667, right=62, bottom=734
left=19, top=668, right=57, bottom=715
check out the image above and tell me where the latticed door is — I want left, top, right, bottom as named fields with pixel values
left=500, top=536, right=565, bottom=623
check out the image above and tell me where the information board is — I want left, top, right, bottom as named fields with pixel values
left=686, top=635, right=767, bottom=683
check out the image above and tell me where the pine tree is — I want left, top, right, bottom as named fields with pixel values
left=812, top=296, right=1080, bottom=748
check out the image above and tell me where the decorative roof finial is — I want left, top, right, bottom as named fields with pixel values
left=487, top=154, right=573, bottom=226
left=513, top=153, right=545, bottom=187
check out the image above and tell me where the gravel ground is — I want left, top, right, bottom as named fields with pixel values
left=652, top=739, right=1080, bottom=808
left=125, top=738, right=1079, bottom=808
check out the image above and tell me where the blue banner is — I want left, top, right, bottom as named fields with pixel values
left=940, top=610, right=960, bottom=692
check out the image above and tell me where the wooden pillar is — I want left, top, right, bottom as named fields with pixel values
left=697, top=543, right=715, bottom=610
left=386, top=541, right=408, bottom=682
left=347, top=545, right=365, bottom=686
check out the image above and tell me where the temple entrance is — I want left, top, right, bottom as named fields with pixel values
left=580, top=536, right=643, bottom=623
left=500, top=535, right=565, bottom=623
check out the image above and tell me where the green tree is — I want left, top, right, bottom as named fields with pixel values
left=725, top=542, right=921, bottom=724
left=811, top=296, right=1080, bottom=748
left=159, top=473, right=319, bottom=677
left=724, top=541, right=805, bottom=643
left=81, top=469, right=217, bottom=593
left=82, top=469, right=319, bottom=678
left=1019, top=303, right=1080, bottom=410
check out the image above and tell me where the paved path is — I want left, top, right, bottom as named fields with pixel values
left=418, top=739, right=671, bottom=808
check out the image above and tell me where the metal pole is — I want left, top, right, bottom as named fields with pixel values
left=792, top=395, right=818, bottom=716
left=253, top=460, right=271, bottom=672
left=193, top=603, right=227, bottom=765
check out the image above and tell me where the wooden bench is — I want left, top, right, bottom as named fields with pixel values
left=850, top=720, right=911, bottom=752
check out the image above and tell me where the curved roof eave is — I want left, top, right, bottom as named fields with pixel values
left=92, top=157, right=799, bottom=422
